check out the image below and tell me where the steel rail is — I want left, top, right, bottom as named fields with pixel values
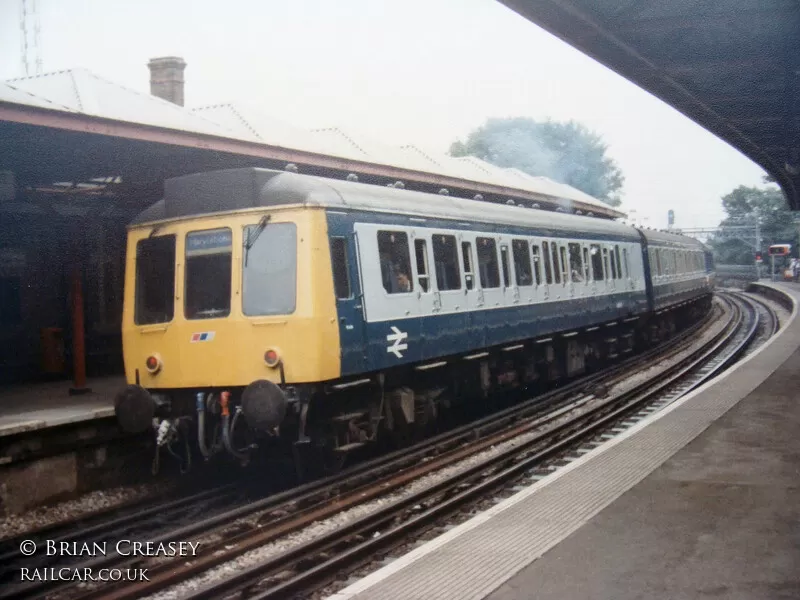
left=183, top=295, right=753, bottom=600
left=11, top=298, right=718, bottom=600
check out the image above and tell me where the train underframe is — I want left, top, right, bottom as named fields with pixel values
left=118, top=295, right=712, bottom=475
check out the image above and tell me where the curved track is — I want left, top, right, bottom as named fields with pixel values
left=4, top=292, right=781, bottom=600
left=179, top=293, right=768, bottom=600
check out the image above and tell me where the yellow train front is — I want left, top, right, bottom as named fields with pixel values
left=114, top=169, right=344, bottom=466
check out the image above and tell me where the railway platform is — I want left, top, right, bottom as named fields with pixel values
left=330, top=281, right=800, bottom=600
left=0, top=376, right=154, bottom=517
left=0, top=376, right=120, bottom=437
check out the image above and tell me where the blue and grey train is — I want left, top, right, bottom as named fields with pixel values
left=114, top=168, right=714, bottom=461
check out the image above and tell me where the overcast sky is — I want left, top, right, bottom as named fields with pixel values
left=0, top=0, right=772, bottom=228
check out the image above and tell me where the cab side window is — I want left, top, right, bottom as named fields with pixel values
left=330, top=237, right=351, bottom=299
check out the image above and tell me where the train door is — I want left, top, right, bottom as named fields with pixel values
left=330, top=234, right=367, bottom=375
left=476, top=236, right=504, bottom=345
left=531, top=240, right=545, bottom=303
left=430, top=232, right=468, bottom=357
left=512, top=238, right=535, bottom=305
left=498, top=240, right=516, bottom=342
left=353, top=223, right=421, bottom=369
left=589, top=243, right=605, bottom=298
left=604, top=246, right=616, bottom=294
left=411, top=231, right=437, bottom=359
left=460, top=236, right=486, bottom=349
left=541, top=240, right=555, bottom=302
left=499, top=241, right=517, bottom=303
left=548, top=239, right=566, bottom=301
left=581, top=243, right=592, bottom=298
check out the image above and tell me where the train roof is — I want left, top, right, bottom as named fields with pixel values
left=638, top=227, right=708, bottom=250
left=133, top=168, right=637, bottom=240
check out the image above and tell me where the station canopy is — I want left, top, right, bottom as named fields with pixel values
left=499, top=0, right=800, bottom=209
left=0, top=68, right=622, bottom=218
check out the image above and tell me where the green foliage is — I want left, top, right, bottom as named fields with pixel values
left=449, top=117, right=624, bottom=206
left=709, top=185, right=797, bottom=265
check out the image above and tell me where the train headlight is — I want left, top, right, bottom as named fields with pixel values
left=264, top=348, right=281, bottom=367
left=145, top=354, right=162, bottom=374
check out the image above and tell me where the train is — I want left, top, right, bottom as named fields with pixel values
left=113, top=167, right=715, bottom=468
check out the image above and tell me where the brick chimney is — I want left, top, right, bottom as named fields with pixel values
left=147, top=57, right=187, bottom=106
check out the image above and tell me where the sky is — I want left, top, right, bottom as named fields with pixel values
left=0, top=0, right=772, bottom=229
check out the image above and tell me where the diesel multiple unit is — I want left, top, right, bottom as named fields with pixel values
left=114, top=168, right=715, bottom=464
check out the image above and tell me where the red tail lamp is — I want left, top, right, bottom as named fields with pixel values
left=145, top=354, right=162, bottom=374
left=264, top=348, right=281, bottom=367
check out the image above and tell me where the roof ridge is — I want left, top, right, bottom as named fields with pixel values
left=69, top=70, right=83, bottom=111
left=452, top=155, right=495, bottom=174
left=224, top=104, right=263, bottom=141
left=399, top=144, right=442, bottom=166
left=7, top=67, right=78, bottom=82
left=311, top=127, right=369, bottom=156
left=1, top=81, right=76, bottom=113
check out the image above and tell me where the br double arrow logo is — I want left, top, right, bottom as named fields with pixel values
left=386, top=326, right=408, bottom=358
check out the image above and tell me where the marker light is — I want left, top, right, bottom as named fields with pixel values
left=264, top=349, right=280, bottom=367
left=145, top=355, right=162, bottom=374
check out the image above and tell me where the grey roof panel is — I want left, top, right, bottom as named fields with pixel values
left=146, top=168, right=637, bottom=240
left=639, top=227, right=707, bottom=249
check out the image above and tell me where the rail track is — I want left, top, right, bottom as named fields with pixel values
left=3, top=292, right=778, bottom=600
left=170, top=292, right=762, bottom=600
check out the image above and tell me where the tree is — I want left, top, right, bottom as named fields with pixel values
left=709, top=184, right=797, bottom=265
left=449, top=117, right=624, bottom=206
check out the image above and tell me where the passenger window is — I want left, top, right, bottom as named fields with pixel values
left=569, top=243, right=584, bottom=283
left=623, top=248, right=629, bottom=278
left=377, top=230, right=413, bottom=294
left=590, top=244, right=603, bottom=282
left=542, top=241, right=553, bottom=285
left=614, top=246, right=623, bottom=280
left=500, top=245, right=511, bottom=287
left=415, top=239, right=430, bottom=292
left=477, top=237, right=500, bottom=288
left=330, top=238, right=351, bottom=299
left=433, top=234, right=460, bottom=291
left=655, top=249, right=662, bottom=276
left=559, top=245, right=569, bottom=283
left=602, top=248, right=611, bottom=281
left=582, top=247, right=591, bottom=282
left=462, top=241, right=475, bottom=290
left=551, top=242, right=561, bottom=284
left=512, top=239, right=533, bottom=287
left=531, top=244, right=542, bottom=285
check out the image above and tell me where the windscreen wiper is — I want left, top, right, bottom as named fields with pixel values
left=244, top=215, right=271, bottom=267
